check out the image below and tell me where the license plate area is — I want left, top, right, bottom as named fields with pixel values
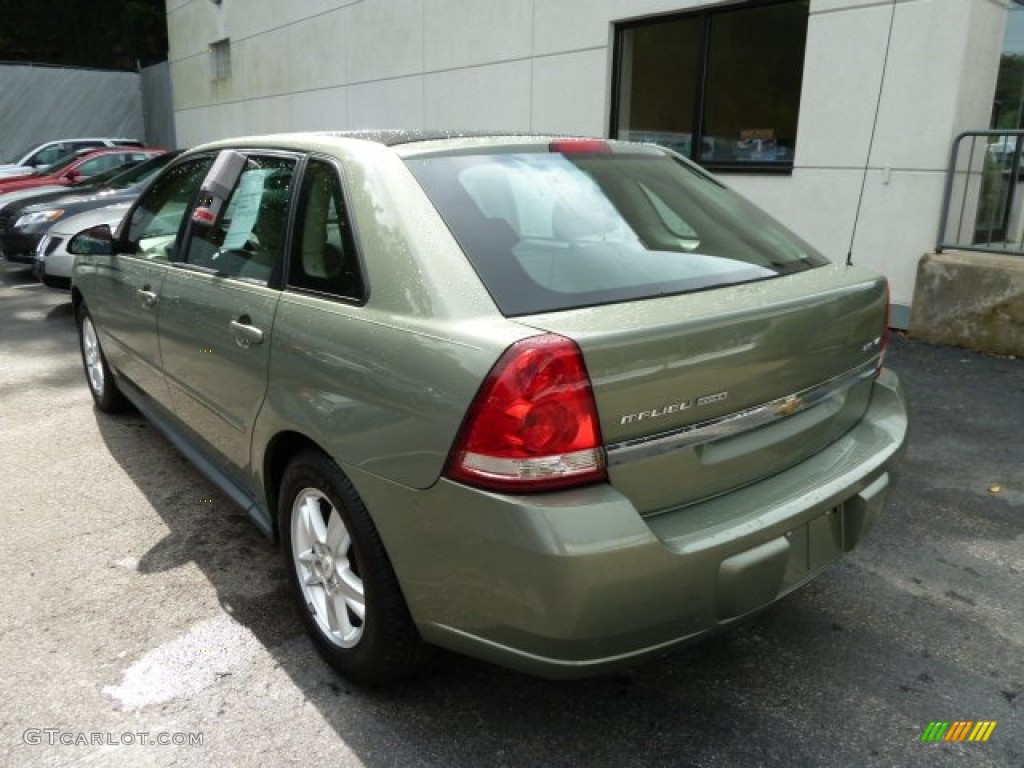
left=781, top=505, right=844, bottom=591
left=716, top=506, right=844, bottom=621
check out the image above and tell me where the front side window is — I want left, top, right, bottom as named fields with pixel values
left=613, top=0, right=809, bottom=171
left=407, top=148, right=827, bottom=316
left=32, top=144, right=68, bottom=167
left=183, top=154, right=296, bottom=285
left=37, top=151, right=83, bottom=176
left=124, top=157, right=213, bottom=261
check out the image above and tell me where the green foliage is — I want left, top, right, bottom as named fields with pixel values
left=993, top=53, right=1024, bottom=130
left=975, top=151, right=1007, bottom=244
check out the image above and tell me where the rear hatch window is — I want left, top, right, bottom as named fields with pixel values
left=405, top=147, right=828, bottom=316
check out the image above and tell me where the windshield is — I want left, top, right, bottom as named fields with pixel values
left=36, top=152, right=87, bottom=176
left=406, top=149, right=828, bottom=316
left=65, top=152, right=169, bottom=190
left=69, top=163, right=135, bottom=188
left=103, top=152, right=177, bottom=189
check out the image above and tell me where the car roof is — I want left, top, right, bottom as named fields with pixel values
left=309, top=130, right=541, bottom=146
left=65, top=147, right=164, bottom=163
left=189, top=130, right=668, bottom=159
left=35, top=138, right=140, bottom=145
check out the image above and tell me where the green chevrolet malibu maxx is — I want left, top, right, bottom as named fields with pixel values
left=70, top=131, right=909, bottom=683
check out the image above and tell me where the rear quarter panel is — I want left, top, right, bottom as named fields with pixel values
left=252, top=140, right=534, bottom=495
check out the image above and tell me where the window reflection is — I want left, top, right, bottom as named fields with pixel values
left=614, top=1, right=809, bottom=171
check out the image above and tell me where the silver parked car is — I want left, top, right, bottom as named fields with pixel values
left=35, top=203, right=131, bottom=290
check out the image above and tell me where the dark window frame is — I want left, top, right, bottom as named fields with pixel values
left=610, top=0, right=809, bottom=175
left=283, top=154, right=369, bottom=306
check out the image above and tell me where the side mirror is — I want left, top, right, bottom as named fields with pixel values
left=68, top=225, right=114, bottom=256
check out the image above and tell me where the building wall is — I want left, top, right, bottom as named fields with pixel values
left=166, top=0, right=1010, bottom=319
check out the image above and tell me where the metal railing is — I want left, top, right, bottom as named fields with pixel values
left=937, top=129, right=1024, bottom=255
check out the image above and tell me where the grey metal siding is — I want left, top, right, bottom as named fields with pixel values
left=0, top=64, right=145, bottom=160
left=140, top=61, right=177, bottom=150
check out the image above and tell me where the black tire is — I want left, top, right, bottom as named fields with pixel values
left=279, top=450, right=425, bottom=684
left=76, top=303, right=128, bottom=413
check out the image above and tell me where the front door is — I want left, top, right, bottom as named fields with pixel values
left=93, top=156, right=213, bottom=405
left=157, top=153, right=298, bottom=480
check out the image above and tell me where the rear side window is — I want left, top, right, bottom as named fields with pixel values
left=287, top=158, right=364, bottom=300
left=406, top=150, right=827, bottom=316
left=31, top=145, right=67, bottom=166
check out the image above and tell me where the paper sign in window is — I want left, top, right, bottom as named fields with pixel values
left=222, top=170, right=273, bottom=250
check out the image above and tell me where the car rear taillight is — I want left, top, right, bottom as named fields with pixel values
left=445, top=334, right=607, bottom=492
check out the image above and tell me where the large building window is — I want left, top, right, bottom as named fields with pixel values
left=613, top=0, right=810, bottom=172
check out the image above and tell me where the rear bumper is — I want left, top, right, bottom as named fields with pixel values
left=351, top=369, right=909, bottom=679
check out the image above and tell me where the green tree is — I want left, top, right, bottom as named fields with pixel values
left=993, top=53, right=1024, bottom=130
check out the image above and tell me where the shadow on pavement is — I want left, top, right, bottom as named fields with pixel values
left=0, top=264, right=80, bottom=397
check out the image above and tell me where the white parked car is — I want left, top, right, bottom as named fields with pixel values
left=0, top=138, right=144, bottom=179
left=34, top=202, right=130, bottom=290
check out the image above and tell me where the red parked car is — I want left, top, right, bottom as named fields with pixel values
left=0, top=147, right=165, bottom=195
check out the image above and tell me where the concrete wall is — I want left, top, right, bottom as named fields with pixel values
left=0, top=64, right=145, bottom=161
left=166, top=0, right=1011, bottom=324
left=771, top=0, right=1008, bottom=324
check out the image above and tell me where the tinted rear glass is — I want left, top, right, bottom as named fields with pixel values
left=406, top=150, right=828, bottom=316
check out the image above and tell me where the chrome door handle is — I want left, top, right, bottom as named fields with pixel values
left=137, top=288, right=158, bottom=307
left=230, top=319, right=264, bottom=347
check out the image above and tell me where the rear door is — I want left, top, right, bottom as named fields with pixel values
left=157, top=152, right=297, bottom=480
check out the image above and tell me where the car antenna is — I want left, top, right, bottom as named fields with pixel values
left=847, top=0, right=898, bottom=267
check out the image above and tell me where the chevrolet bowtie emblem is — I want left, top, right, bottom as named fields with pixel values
left=775, top=395, right=804, bottom=417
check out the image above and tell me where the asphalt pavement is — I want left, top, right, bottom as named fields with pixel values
left=0, top=261, right=1021, bottom=767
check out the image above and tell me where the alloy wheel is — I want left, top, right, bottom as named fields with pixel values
left=290, top=488, right=365, bottom=648
left=81, top=315, right=105, bottom=396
